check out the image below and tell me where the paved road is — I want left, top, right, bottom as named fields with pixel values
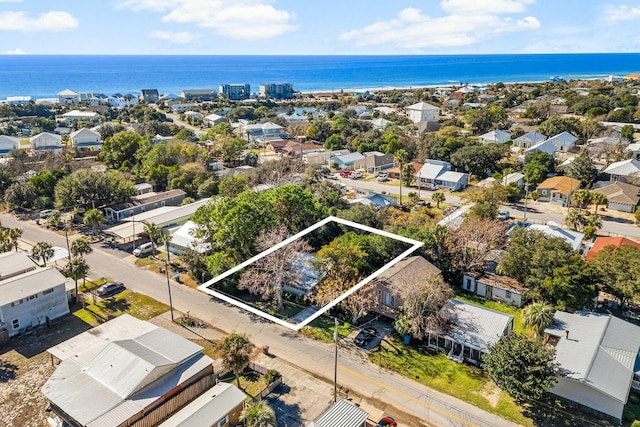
left=337, top=176, right=465, bottom=205
left=166, top=112, right=205, bottom=137
left=2, top=212, right=521, bottom=427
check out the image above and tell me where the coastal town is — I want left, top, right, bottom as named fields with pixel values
left=3, top=75, right=640, bottom=427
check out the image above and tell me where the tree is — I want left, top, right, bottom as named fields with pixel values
left=463, top=106, right=507, bottom=134
left=83, top=208, right=105, bottom=236
left=238, top=225, right=311, bottom=310
left=99, top=131, right=145, bottom=170
left=143, top=222, right=161, bottom=256
left=70, top=237, right=92, bottom=257
left=590, top=191, right=607, bottom=214
left=468, top=202, right=498, bottom=219
left=66, top=257, right=89, bottom=303
left=394, top=149, right=408, bottom=205
left=537, top=116, right=580, bottom=138
left=398, top=274, right=454, bottom=340
left=241, top=401, right=276, bottom=427
left=7, top=228, right=22, bottom=252
left=32, top=241, right=54, bottom=266
left=402, top=162, right=415, bottom=188
left=221, top=137, right=247, bottom=163
left=522, top=302, right=555, bottom=337
left=566, top=149, right=597, bottom=188
left=446, top=217, right=507, bottom=272
left=219, top=333, right=253, bottom=388
left=570, top=189, right=591, bottom=213
left=4, top=182, right=37, bottom=210
left=590, top=244, right=640, bottom=306
left=539, top=256, right=597, bottom=311
left=523, top=151, right=555, bottom=186
left=483, top=334, right=559, bottom=403
left=218, top=174, right=251, bottom=198
left=450, top=144, right=506, bottom=178
left=266, top=184, right=326, bottom=234
left=54, top=169, right=135, bottom=210
left=432, top=191, right=445, bottom=208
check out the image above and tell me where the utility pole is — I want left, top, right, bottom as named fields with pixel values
left=523, top=182, right=529, bottom=221
left=334, top=317, right=339, bottom=403
left=165, top=258, right=174, bottom=321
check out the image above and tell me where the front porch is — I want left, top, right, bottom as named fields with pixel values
left=425, top=332, right=483, bottom=366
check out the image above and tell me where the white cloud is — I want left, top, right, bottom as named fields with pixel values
left=150, top=30, right=199, bottom=44
left=0, top=11, right=78, bottom=32
left=338, top=8, right=540, bottom=51
left=605, top=4, right=640, bottom=21
left=440, top=0, right=535, bottom=14
left=5, top=47, right=26, bottom=54
left=117, top=0, right=296, bottom=40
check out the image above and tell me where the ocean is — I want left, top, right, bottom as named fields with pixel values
left=2, top=54, right=640, bottom=99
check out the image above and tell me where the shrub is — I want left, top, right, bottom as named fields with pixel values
left=264, top=369, right=281, bottom=384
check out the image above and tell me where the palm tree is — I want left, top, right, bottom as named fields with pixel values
left=432, top=191, right=446, bottom=209
left=7, top=228, right=22, bottom=251
left=522, top=302, right=554, bottom=337
left=240, top=401, right=276, bottom=427
left=590, top=191, right=607, bottom=214
left=394, top=149, right=408, bottom=205
left=32, top=241, right=54, bottom=266
left=564, top=209, right=584, bottom=231
left=584, top=213, right=602, bottom=230
left=220, top=333, right=253, bottom=388
left=66, top=257, right=89, bottom=303
left=0, top=229, right=11, bottom=252
left=402, top=162, right=415, bottom=188
left=70, top=237, right=93, bottom=258
left=570, top=189, right=591, bottom=214
left=143, top=222, right=161, bottom=256
left=84, top=208, right=105, bottom=236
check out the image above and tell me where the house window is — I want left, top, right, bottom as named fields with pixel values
left=540, top=189, right=547, bottom=195
left=12, top=319, right=19, bottom=329
left=216, top=415, right=229, bottom=427
left=505, top=290, right=512, bottom=299
left=11, top=299, right=23, bottom=307
left=28, top=294, right=37, bottom=300
left=383, top=292, right=395, bottom=307
left=43, top=288, right=54, bottom=295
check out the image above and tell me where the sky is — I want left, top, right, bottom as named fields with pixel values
left=1, top=0, right=640, bottom=55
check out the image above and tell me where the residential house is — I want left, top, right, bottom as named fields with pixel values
left=546, top=131, right=578, bottom=153
left=373, top=106, right=397, bottom=115
left=184, top=111, right=204, bottom=121
left=140, top=89, right=160, bottom=103
left=259, top=83, right=294, bottom=99
left=0, top=262, right=70, bottom=338
left=406, top=102, right=440, bottom=126
left=168, top=102, right=198, bottom=113
left=281, top=141, right=325, bottom=158
left=354, top=151, right=395, bottom=174
left=426, top=298, right=514, bottom=365
left=239, top=121, right=285, bottom=144
left=388, top=162, right=422, bottom=180
left=417, top=160, right=469, bottom=191
left=41, top=314, right=216, bottom=427
left=203, top=113, right=227, bottom=128
left=501, top=172, right=525, bottom=188
left=69, top=128, right=102, bottom=152
left=302, top=151, right=328, bottom=166
left=168, top=220, right=210, bottom=255
left=107, top=93, right=138, bottom=109
left=61, top=110, right=101, bottom=126
left=219, top=84, right=251, bottom=100
left=5, top=95, right=32, bottom=105
left=443, top=99, right=460, bottom=110
left=57, top=89, right=80, bottom=105
left=507, top=221, right=585, bottom=252
left=592, top=181, right=640, bottom=213
left=134, top=182, right=154, bottom=195
left=371, top=255, right=441, bottom=318
left=604, top=158, right=640, bottom=185
left=0, top=135, right=19, bottom=156
left=29, top=132, right=62, bottom=154
left=104, top=189, right=187, bottom=223
left=332, top=152, right=366, bottom=170
left=308, top=399, right=372, bottom=427
left=266, top=139, right=291, bottom=153
left=513, top=131, right=547, bottom=150
left=157, top=382, right=245, bottom=427
left=585, top=236, right=640, bottom=262
left=626, top=143, right=640, bottom=160
left=347, top=193, right=395, bottom=208
left=278, top=112, right=308, bottom=123
left=524, top=139, right=559, bottom=157
left=433, top=86, right=454, bottom=98
left=79, top=93, right=108, bottom=106
left=544, top=311, right=640, bottom=425
left=478, top=129, right=512, bottom=144
left=462, top=273, right=529, bottom=308
left=180, top=89, right=217, bottom=101
left=371, top=117, right=392, bottom=130
left=536, top=176, right=580, bottom=205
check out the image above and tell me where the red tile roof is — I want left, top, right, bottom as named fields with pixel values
left=585, top=236, right=640, bottom=261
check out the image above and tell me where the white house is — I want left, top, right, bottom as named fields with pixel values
left=69, top=128, right=102, bottom=151
left=462, top=273, right=529, bottom=307
left=61, top=110, right=101, bottom=126
left=507, top=221, right=585, bottom=253
left=0, top=264, right=70, bottom=337
left=604, top=158, right=640, bottom=183
left=501, top=172, right=525, bottom=188
left=29, top=132, right=62, bottom=154
left=626, top=143, right=640, bottom=160
left=239, top=121, right=285, bottom=143
left=107, top=93, right=138, bottom=109
left=417, top=160, right=469, bottom=191
left=478, top=129, right=512, bottom=144
left=57, top=89, right=80, bottom=105
left=371, top=117, right=393, bottom=130
left=546, top=131, right=578, bottom=152
left=203, top=113, right=227, bottom=128
left=524, top=139, right=559, bottom=156
left=406, top=102, right=440, bottom=124
left=544, top=311, right=640, bottom=425
left=0, top=135, right=20, bottom=156
left=513, top=131, right=547, bottom=150
left=5, top=96, right=32, bottom=105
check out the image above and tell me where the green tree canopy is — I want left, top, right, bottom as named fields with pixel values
left=99, top=131, right=145, bottom=170
left=54, top=169, right=135, bottom=210
left=538, top=255, right=598, bottom=311
left=450, top=144, right=507, bottom=178
left=523, top=151, right=555, bottom=186
left=537, top=116, right=580, bottom=138
left=522, top=302, right=555, bottom=336
left=220, top=333, right=253, bottom=387
left=566, top=149, right=597, bottom=188
left=589, top=244, right=640, bottom=306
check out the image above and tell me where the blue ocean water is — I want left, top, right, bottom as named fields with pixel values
left=2, top=54, right=640, bottom=99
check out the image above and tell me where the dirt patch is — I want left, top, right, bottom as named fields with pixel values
left=474, top=381, right=502, bottom=408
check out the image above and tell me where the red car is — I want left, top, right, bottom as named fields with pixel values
left=339, top=170, right=352, bottom=177
left=376, top=417, right=397, bottom=427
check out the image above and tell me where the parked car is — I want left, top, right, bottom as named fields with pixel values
left=497, top=210, right=510, bottom=220
left=339, top=170, right=352, bottom=178
left=376, top=417, right=397, bottom=427
left=377, top=173, right=389, bottom=182
left=97, top=281, right=125, bottom=298
left=39, top=209, right=59, bottom=218
left=133, top=242, right=156, bottom=257
left=354, top=327, right=378, bottom=347
left=350, top=171, right=363, bottom=179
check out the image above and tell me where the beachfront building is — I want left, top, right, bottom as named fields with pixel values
left=219, top=83, right=251, bottom=100
left=0, top=135, right=19, bottom=156
left=70, top=128, right=102, bottom=152
left=417, top=160, right=469, bottom=191
left=107, top=93, right=138, bottom=109
left=259, top=83, right=294, bottom=99
left=6, top=95, right=33, bottom=105
left=57, top=89, right=80, bottom=106
left=180, top=89, right=218, bottom=101
left=29, top=132, right=62, bottom=154
left=140, top=89, right=160, bottom=103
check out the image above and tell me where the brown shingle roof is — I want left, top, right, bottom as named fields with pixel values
left=477, top=273, right=529, bottom=293
left=375, top=256, right=441, bottom=292
left=537, top=176, right=581, bottom=195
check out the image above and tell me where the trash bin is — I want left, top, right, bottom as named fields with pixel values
left=262, top=345, right=269, bottom=355
left=174, top=274, right=180, bottom=282
left=403, top=334, right=411, bottom=345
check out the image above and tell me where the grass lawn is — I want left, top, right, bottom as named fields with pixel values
left=370, top=335, right=533, bottom=426
left=73, top=290, right=169, bottom=326
left=300, top=316, right=354, bottom=343
left=455, top=291, right=527, bottom=335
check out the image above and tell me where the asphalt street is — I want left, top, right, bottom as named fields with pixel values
left=1, top=211, right=521, bottom=427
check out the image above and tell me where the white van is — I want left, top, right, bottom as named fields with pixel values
left=133, top=242, right=156, bottom=257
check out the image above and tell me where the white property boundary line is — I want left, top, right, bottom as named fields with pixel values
left=197, top=215, right=424, bottom=331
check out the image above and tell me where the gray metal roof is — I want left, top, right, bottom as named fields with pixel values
left=0, top=251, right=37, bottom=280
left=545, top=311, right=640, bottom=403
left=445, top=299, right=514, bottom=353
left=158, top=382, right=246, bottom=427
left=0, top=267, right=67, bottom=306
left=313, top=400, right=369, bottom=427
